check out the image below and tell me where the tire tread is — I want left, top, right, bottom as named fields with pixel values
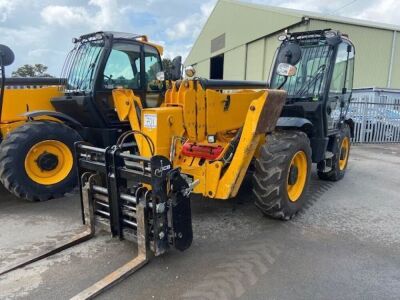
left=252, top=131, right=311, bottom=220
left=0, top=122, right=81, bottom=201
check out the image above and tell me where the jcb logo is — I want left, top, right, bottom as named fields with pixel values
left=154, top=162, right=171, bottom=177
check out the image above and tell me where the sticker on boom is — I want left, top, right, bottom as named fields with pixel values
left=144, top=114, right=157, bottom=129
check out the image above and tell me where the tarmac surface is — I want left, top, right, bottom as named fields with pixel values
left=0, top=144, right=399, bottom=300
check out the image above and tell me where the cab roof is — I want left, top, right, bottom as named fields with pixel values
left=76, top=31, right=164, bottom=55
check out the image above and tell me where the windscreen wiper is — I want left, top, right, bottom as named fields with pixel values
left=296, top=65, right=326, bottom=97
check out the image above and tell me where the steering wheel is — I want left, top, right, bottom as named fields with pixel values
left=103, top=74, right=114, bottom=86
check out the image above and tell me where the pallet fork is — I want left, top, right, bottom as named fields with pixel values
left=0, top=142, right=193, bottom=299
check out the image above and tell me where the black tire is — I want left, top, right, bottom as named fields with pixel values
left=0, top=122, right=82, bottom=201
left=252, top=131, right=312, bottom=220
left=317, top=124, right=351, bottom=181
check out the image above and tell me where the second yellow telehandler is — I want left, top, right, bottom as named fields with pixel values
left=0, top=32, right=182, bottom=201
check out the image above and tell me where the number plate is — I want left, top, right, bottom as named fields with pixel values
left=144, top=114, right=157, bottom=129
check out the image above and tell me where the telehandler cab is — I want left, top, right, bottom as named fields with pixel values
left=0, top=32, right=182, bottom=201
left=0, top=30, right=355, bottom=298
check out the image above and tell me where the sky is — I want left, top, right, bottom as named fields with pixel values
left=1, top=0, right=399, bottom=76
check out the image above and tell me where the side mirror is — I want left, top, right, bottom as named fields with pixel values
left=276, top=42, right=301, bottom=66
left=156, top=71, right=165, bottom=81
left=170, top=56, right=182, bottom=81
left=0, top=44, right=15, bottom=67
left=184, top=65, right=196, bottom=78
left=276, top=63, right=297, bottom=77
left=0, top=45, right=14, bottom=110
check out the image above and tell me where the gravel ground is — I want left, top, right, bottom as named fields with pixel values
left=0, top=144, right=399, bottom=300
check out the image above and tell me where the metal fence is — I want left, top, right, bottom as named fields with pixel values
left=348, top=88, right=400, bottom=143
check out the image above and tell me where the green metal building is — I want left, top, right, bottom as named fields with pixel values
left=185, top=0, right=400, bottom=89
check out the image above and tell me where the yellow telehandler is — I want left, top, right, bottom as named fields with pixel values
left=0, top=29, right=355, bottom=298
left=0, top=32, right=182, bottom=201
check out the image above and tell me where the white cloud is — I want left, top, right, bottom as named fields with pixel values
left=278, top=0, right=327, bottom=12
left=200, top=1, right=216, bottom=17
left=356, top=0, right=400, bottom=25
left=0, top=26, right=51, bottom=48
left=166, top=19, right=195, bottom=40
left=41, top=6, right=89, bottom=27
left=28, top=48, right=65, bottom=59
left=0, top=0, right=19, bottom=22
left=251, top=0, right=400, bottom=25
left=164, top=43, right=193, bottom=60
left=165, top=0, right=216, bottom=40
left=41, top=0, right=127, bottom=30
left=87, top=0, right=123, bottom=28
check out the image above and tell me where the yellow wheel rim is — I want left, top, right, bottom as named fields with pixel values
left=287, top=151, right=308, bottom=202
left=339, top=137, right=350, bottom=171
left=24, top=140, right=73, bottom=185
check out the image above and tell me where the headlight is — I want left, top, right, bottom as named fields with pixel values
left=325, top=31, right=337, bottom=38
left=184, top=66, right=196, bottom=78
left=278, top=34, right=287, bottom=41
left=156, top=71, right=165, bottom=81
left=276, top=63, right=297, bottom=77
left=95, top=33, right=103, bottom=40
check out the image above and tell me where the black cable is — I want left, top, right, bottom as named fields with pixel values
left=119, top=131, right=152, bottom=154
left=329, top=0, right=358, bottom=15
left=277, top=76, right=288, bottom=90
left=117, top=130, right=155, bottom=156
left=116, top=130, right=130, bottom=145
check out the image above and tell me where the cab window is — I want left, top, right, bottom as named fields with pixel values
left=270, top=42, right=332, bottom=99
left=144, top=45, right=163, bottom=91
left=103, top=43, right=141, bottom=89
left=330, top=42, right=354, bottom=93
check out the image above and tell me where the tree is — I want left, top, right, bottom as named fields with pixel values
left=162, top=58, right=173, bottom=79
left=12, top=64, right=53, bottom=78
left=162, top=57, right=184, bottom=80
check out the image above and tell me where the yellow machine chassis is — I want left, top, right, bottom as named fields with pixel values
left=112, top=80, right=286, bottom=200
left=0, top=86, right=62, bottom=137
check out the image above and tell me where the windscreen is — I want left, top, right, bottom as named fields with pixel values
left=61, top=39, right=104, bottom=93
left=271, top=40, right=333, bottom=100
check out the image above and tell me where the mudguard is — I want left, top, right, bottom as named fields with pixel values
left=276, top=117, right=313, bottom=131
left=22, top=110, right=82, bottom=128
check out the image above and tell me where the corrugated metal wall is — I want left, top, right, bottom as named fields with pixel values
left=186, top=1, right=399, bottom=89
left=224, top=46, right=247, bottom=80
left=245, top=39, right=265, bottom=80
left=391, top=31, right=400, bottom=87
left=242, top=21, right=398, bottom=89
left=244, top=25, right=308, bottom=81
left=308, top=20, right=396, bottom=88
left=185, top=0, right=303, bottom=79
left=186, top=0, right=302, bottom=64
left=245, top=36, right=275, bottom=81
left=193, top=60, right=210, bottom=78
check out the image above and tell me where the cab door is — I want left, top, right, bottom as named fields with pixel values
left=95, top=42, right=143, bottom=125
left=142, top=45, right=164, bottom=108
left=326, top=42, right=355, bottom=132
left=95, top=42, right=164, bottom=126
